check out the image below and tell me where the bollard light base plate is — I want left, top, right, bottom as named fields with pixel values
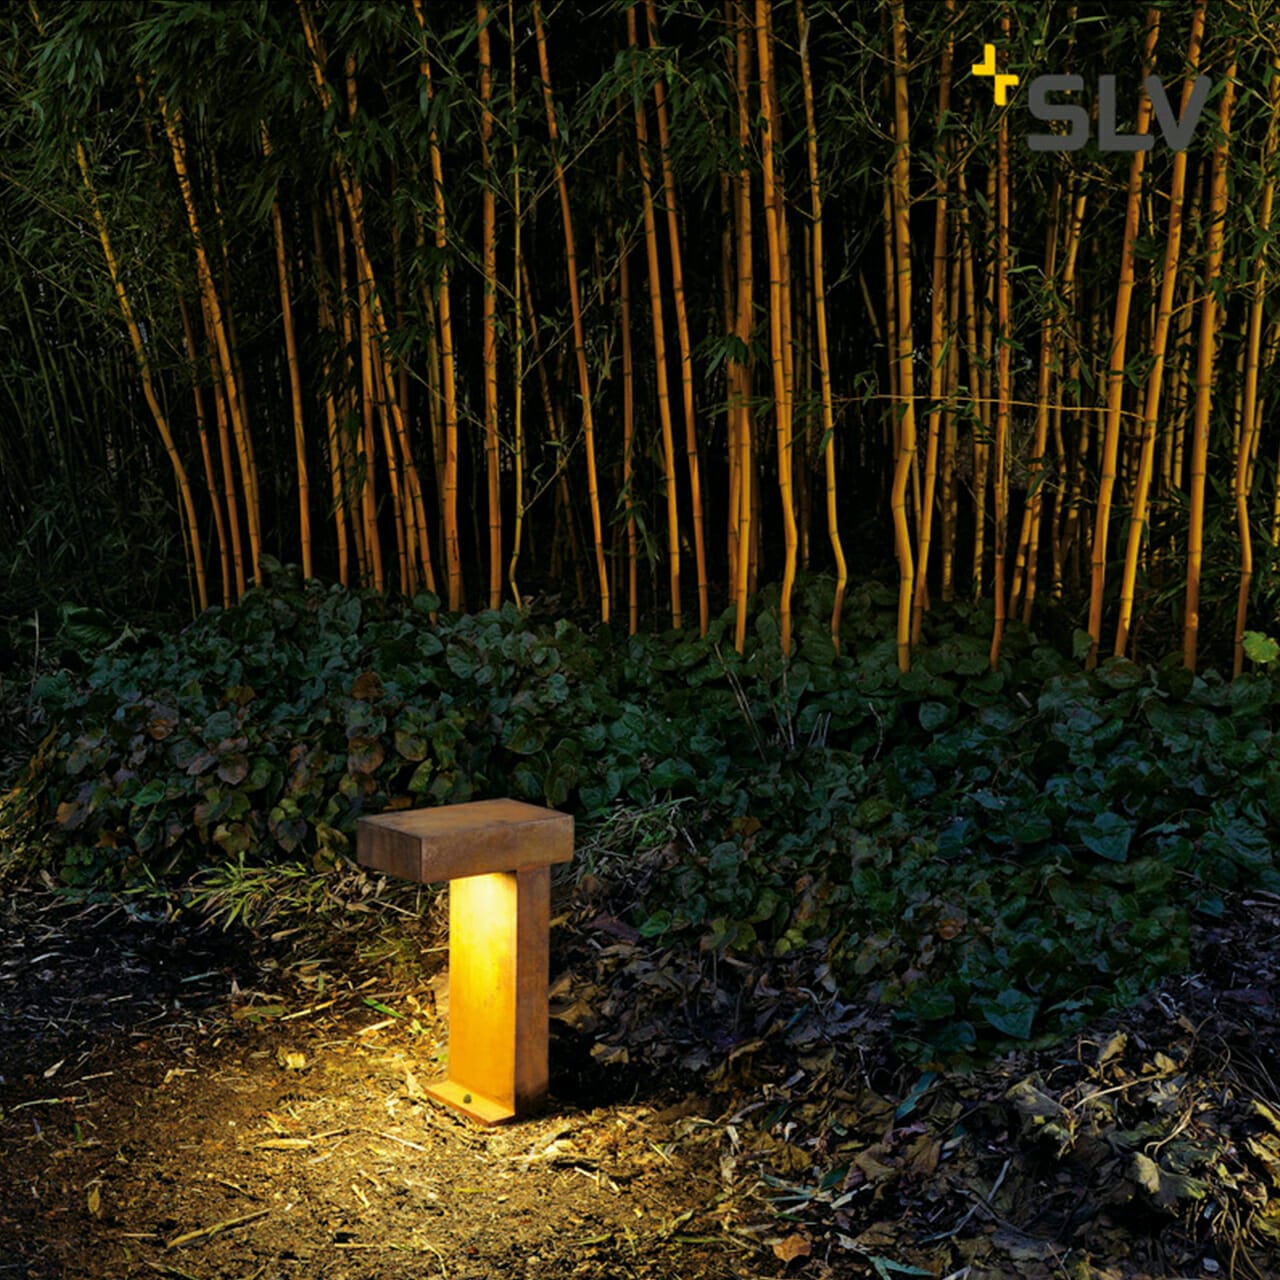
left=425, top=1078, right=517, bottom=1126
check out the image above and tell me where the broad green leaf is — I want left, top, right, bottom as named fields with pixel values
left=918, top=701, right=952, bottom=732
left=1078, top=812, right=1133, bottom=862
left=1243, top=631, right=1280, bottom=665
left=977, top=988, right=1038, bottom=1039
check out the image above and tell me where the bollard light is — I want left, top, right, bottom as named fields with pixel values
left=356, top=799, right=573, bottom=1125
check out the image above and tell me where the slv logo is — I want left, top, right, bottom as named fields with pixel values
left=971, top=42, right=1213, bottom=152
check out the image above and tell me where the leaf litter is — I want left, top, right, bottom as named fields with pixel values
left=2, top=876, right=1280, bottom=1278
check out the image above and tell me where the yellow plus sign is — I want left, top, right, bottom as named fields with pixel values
left=972, top=43, right=1019, bottom=106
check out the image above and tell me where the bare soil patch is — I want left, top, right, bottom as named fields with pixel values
left=3, top=876, right=1280, bottom=1280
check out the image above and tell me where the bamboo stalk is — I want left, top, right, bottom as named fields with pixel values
left=1184, top=47, right=1237, bottom=672
left=757, top=0, right=797, bottom=657
left=796, top=0, right=846, bottom=650
left=620, top=226, right=639, bottom=636
left=940, top=250, right=961, bottom=603
left=1167, top=171, right=1204, bottom=499
left=1116, top=5, right=1203, bottom=659
left=911, top=0, right=953, bottom=646
left=628, top=4, right=682, bottom=629
left=956, top=167, right=987, bottom=598
left=409, top=0, right=460, bottom=604
left=301, top=10, right=435, bottom=597
left=724, top=65, right=742, bottom=596
left=178, top=296, right=231, bottom=606
left=347, top=55, right=423, bottom=595
left=200, top=293, right=247, bottom=599
left=520, top=257, right=586, bottom=602
left=1085, top=10, right=1159, bottom=667
left=77, top=140, right=208, bottom=612
left=987, top=27, right=1013, bottom=670
left=345, top=81, right=394, bottom=595
left=260, top=122, right=312, bottom=581
left=479, top=1, right=503, bottom=608
left=507, top=0, right=525, bottom=610
left=645, top=0, right=708, bottom=636
left=1007, top=178, right=1059, bottom=624
left=732, top=0, right=754, bottom=654
left=330, top=180, right=377, bottom=587
left=1025, top=175, right=1086, bottom=622
left=1232, top=53, right=1279, bottom=675
left=532, top=0, right=610, bottom=623
left=974, top=165, right=996, bottom=599
left=311, top=206, right=351, bottom=588
left=159, top=100, right=258, bottom=591
left=886, top=2, right=918, bottom=670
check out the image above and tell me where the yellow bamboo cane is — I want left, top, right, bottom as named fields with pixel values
left=532, top=0, right=610, bottom=623
left=1184, top=49, right=1237, bottom=672
left=1115, top=5, right=1204, bottom=659
left=1085, top=11, right=1159, bottom=667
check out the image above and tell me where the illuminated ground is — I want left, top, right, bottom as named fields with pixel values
left=0, top=885, right=742, bottom=1280
left=3, top=878, right=1280, bottom=1279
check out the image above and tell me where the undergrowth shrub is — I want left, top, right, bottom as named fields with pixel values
left=6, top=575, right=1280, bottom=1062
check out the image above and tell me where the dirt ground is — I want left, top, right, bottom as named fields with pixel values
left=0, top=878, right=751, bottom=1280
left=4, top=872, right=1280, bottom=1280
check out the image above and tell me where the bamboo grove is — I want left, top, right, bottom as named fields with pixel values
left=1, top=1, right=1279, bottom=673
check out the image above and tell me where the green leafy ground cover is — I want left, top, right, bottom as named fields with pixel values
left=5, top=577, right=1280, bottom=1063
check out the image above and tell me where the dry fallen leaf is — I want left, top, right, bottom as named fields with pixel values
left=771, top=1233, right=811, bottom=1264
left=87, top=1186, right=101, bottom=1218
left=1097, top=1031, right=1128, bottom=1068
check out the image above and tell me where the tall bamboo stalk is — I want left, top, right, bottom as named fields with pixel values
left=1232, top=52, right=1279, bottom=674
left=1085, top=10, right=1159, bottom=667
left=731, top=0, right=754, bottom=654
left=1026, top=175, right=1087, bottom=622
left=521, top=257, right=586, bottom=602
left=987, top=36, right=1012, bottom=670
left=757, top=0, right=797, bottom=657
left=940, top=253, right=961, bottom=602
left=300, top=12, right=435, bottom=596
left=177, top=294, right=232, bottom=606
left=260, top=122, right=311, bottom=581
left=478, top=1, right=503, bottom=608
left=533, top=0, right=610, bottom=623
left=620, top=224, right=638, bottom=635
left=159, top=99, right=259, bottom=590
left=311, top=205, right=351, bottom=588
left=329, top=180, right=378, bottom=588
left=506, top=0, right=525, bottom=609
left=1116, top=5, right=1203, bottom=658
left=956, top=167, right=987, bottom=598
left=796, top=0, right=846, bottom=650
left=1008, top=178, right=1059, bottom=623
left=628, top=4, right=682, bottom=629
left=645, top=0, right=708, bottom=636
left=911, top=0, right=953, bottom=646
left=887, top=0, right=916, bottom=671
left=77, top=141, right=208, bottom=613
left=200, top=292, right=247, bottom=599
left=1184, top=47, right=1237, bottom=672
left=408, top=0, right=461, bottom=606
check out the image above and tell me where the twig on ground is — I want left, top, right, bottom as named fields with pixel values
left=165, top=1207, right=269, bottom=1250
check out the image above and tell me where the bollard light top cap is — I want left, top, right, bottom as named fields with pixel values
left=356, top=799, right=574, bottom=884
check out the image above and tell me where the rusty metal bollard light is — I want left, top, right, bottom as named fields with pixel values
left=357, top=800, right=573, bottom=1125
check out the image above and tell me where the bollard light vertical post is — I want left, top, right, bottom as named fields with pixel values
left=356, top=800, right=573, bottom=1124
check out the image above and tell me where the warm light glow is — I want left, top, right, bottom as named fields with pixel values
left=356, top=801, right=573, bottom=1125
